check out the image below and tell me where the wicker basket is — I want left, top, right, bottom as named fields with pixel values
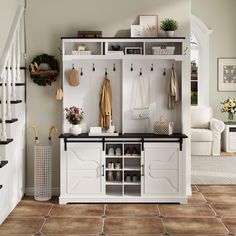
left=154, top=116, right=173, bottom=135
left=152, top=46, right=175, bottom=55
left=72, top=50, right=91, bottom=55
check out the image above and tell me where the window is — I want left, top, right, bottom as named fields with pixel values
left=191, top=15, right=212, bottom=106
left=191, top=35, right=199, bottom=105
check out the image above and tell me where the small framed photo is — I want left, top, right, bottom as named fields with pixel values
left=218, top=58, right=236, bottom=91
left=139, top=15, right=158, bottom=37
left=125, top=47, right=143, bottom=55
left=131, top=25, right=144, bottom=37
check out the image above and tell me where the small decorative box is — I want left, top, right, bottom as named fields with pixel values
left=154, top=116, right=173, bottom=135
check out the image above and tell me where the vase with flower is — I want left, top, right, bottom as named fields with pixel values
left=221, top=98, right=236, bottom=122
left=65, top=106, right=84, bottom=135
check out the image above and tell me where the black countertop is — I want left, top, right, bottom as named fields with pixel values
left=59, top=133, right=188, bottom=139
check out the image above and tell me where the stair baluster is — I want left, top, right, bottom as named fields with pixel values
left=7, top=58, right=12, bottom=120
left=1, top=70, right=7, bottom=141
left=12, top=40, right=17, bottom=101
left=16, top=28, right=21, bottom=82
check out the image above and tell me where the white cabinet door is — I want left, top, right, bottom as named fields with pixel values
left=66, top=143, right=104, bottom=195
left=143, top=143, right=180, bottom=194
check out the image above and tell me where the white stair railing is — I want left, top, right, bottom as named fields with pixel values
left=0, top=6, right=24, bottom=141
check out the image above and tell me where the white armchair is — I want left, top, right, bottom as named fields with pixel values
left=191, top=106, right=225, bottom=156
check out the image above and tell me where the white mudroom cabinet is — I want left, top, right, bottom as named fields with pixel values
left=60, top=37, right=188, bottom=204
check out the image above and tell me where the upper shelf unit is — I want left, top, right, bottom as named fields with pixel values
left=62, top=37, right=186, bottom=61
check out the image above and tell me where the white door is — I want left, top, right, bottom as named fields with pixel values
left=143, top=143, right=180, bottom=194
left=66, top=143, right=104, bottom=195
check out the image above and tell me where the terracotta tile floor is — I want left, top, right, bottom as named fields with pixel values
left=0, top=185, right=236, bottom=235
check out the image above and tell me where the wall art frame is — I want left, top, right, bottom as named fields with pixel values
left=139, top=15, right=158, bottom=37
left=218, top=58, right=236, bottom=91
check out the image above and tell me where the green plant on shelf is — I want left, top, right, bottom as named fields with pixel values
left=160, top=18, right=178, bottom=31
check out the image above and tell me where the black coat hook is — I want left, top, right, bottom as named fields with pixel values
left=92, top=63, right=95, bottom=71
left=80, top=68, right=83, bottom=76
left=72, top=63, right=75, bottom=69
left=130, top=63, right=133, bottom=72
left=139, top=68, right=142, bottom=76
left=113, top=63, right=116, bottom=72
left=151, top=63, right=154, bottom=72
left=163, top=68, right=166, bottom=76
left=105, top=68, right=108, bottom=76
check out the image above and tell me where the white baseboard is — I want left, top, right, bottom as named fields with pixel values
left=186, top=185, right=192, bottom=196
left=25, top=187, right=60, bottom=196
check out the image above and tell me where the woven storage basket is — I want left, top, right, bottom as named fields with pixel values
left=154, top=116, right=173, bottom=135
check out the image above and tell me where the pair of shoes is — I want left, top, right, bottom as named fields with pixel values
left=108, top=147, right=122, bottom=156
left=125, top=147, right=140, bottom=156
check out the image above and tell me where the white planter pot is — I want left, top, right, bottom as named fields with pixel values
left=166, top=31, right=175, bottom=37
left=69, top=124, right=82, bottom=135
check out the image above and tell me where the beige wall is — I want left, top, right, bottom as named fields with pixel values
left=0, top=0, right=19, bottom=57
left=192, top=0, right=236, bottom=120
left=25, top=0, right=190, bottom=188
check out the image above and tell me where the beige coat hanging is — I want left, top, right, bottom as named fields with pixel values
left=67, top=67, right=80, bottom=86
left=99, top=76, right=112, bottom=129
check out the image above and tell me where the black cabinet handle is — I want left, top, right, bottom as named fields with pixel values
left=102, top=165, right=105, bottom=176
left=141, top=164, right=144, bottom=176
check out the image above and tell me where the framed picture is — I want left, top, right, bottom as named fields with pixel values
left=131, top=25, right=144, bottom=37
left=218, top=58, right=236, bottom=91
left=139, top=15, right=158, bottom=37
left=125, top=47, right=142, bottom=55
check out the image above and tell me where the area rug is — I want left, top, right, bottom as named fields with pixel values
left=191, top=155, right=236, bottom=184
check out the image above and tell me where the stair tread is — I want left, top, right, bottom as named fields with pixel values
left=0, top=160, right=8, bottom=168
left=0, top=100, right=22, bottom=104
left=0, top=83, right=26, bottom=86
left=0, top=139, right=13, bottom=145
left=5, top=66, right=26, bottom=70
left=0, top=118, right=18, bottom=123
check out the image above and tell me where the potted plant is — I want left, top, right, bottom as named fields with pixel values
left=160, top=18, right=178, bottom=37
left=65, top=106, right=84, bottom=135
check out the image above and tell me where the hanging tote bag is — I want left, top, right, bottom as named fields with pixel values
left=131, top=74, right=150, bottom=120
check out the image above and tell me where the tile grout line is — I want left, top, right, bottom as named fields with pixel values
left=200, top=189, right=231, bottom=236
left=101, top=204, right=106, bottom=235
left=38, top=203, right=54, bottom=234
left=208, top=203, right=231, bottom=235
left=156, top=204, right=167, bottom=235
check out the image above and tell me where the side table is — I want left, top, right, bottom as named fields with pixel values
left=222, top=122, right=236, bottom=152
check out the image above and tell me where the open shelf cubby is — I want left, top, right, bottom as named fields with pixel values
left=106, top=185, right=123, bottom=196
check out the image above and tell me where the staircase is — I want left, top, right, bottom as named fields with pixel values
left=0, top=5, right=26, bottom=224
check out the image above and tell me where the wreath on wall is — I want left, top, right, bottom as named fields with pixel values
left=29, top=54, right=59, bottom=86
